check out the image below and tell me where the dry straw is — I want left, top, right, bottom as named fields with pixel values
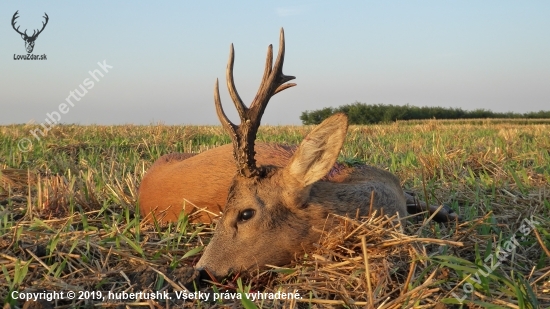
left=1, top=120, right=549, bottom=308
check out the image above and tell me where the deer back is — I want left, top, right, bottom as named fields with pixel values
left=138, top=143, right=296, bottom=222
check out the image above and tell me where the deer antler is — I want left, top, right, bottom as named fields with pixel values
left=11, top=11, right=49, bottom=39
left=214, top=28, right=296, bottom=178
left=11, top=11, right=25, bottom=36
left=32, top=13, right=49, bottom=38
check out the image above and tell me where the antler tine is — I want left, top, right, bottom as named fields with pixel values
left=214, top=28, right=297, bottom=178
left=11, top=11, right=25, bottom=36
left=214, top=79, right=238, bottom=134
left=215, top=74, right=258, bottom=177
left=248, top=28, right=296, bottom=121
left=272, top=28, right=298, bottom=90
left=35, top=13, right=49, bottom=37
left=226, top=44, right=247, bottom=119
left=255, top=37, right=297, bottom=93
left=260, top=44, right=274, bottom=93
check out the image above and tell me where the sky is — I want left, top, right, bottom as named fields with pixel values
left=1, top=1, right=549, bottom=125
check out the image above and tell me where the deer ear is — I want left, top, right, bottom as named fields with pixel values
left=284, top=113, right=348, bottom=188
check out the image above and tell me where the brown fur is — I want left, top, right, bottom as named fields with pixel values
left=138, top=143, right=296, bottom=222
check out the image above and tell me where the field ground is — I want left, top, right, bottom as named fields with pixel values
left=1, top=119, right=549, bottom=308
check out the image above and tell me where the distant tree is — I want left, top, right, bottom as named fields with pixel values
left=299, top=103, right=550, bottom=124
left=300, top=107, right=334, bottom=125
left=525, top=110, right=550, bottom=118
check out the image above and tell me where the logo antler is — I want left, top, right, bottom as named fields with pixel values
left=12, top=10, right=49, bottom=53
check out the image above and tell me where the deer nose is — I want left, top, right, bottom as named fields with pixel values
left=199, top=268, right=212, bottom=280
left=184, top=268, right=212, bottom=291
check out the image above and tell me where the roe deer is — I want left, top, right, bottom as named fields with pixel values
left=138, top=29, right=456, bottom=280
left=139, top=145, right=451, bottom=223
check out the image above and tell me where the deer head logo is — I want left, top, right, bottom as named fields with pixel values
left=11, top=11, right=49, bottom=53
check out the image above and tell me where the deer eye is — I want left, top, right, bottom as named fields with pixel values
left=238, top=209, right=255, bottom=222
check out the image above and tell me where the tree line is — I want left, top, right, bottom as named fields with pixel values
left=300, top=102, right=550, bottom=125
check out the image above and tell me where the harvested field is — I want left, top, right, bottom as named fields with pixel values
left=1, top=120, right=549, bottom=308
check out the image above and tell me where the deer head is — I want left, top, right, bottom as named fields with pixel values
left=196, top=29, right=350, bottom=280
left=12, top=11, right=49, bottom=53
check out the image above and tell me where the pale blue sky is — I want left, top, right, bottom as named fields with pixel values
left=1, top=1, right=549, bottom=125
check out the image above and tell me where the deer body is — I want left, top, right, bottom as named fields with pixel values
left=139, top=142, right=407, bottom=223
left=193, top=113, right=408, bottom=279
